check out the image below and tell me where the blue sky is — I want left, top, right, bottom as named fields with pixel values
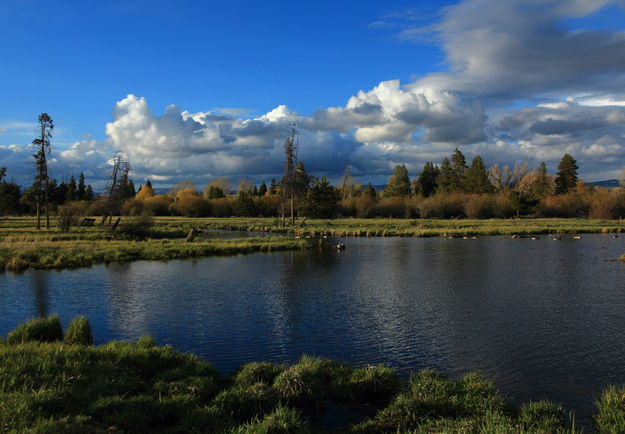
left=2, top=0, right=625, bottom=187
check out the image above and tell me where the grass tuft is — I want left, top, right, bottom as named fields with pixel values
left=5, top=314, right=63, bottom=344
left=64, top=316, right=93, bottom=346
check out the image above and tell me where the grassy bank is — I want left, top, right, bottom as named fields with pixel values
left=7, top=315, right=620, bottom=433
left=0, top=217, right=310, bottom=273
left=193, top=216, right=624, bottom=238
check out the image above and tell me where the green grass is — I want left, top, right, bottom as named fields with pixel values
left=189, top=216, right=624, bottom=238
left=0, top=216, right=311, bottom=272
left=7, top=315, right=622, bottom=433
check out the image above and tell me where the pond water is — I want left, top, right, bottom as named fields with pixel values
left=1, top=234, right=624, bottom=427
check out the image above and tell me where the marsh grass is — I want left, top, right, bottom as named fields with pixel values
left=0, top=216, right=311, bottom=272
left=64, top=316, right=93, bottom=346
left=1, top=316, right=616, bottom=433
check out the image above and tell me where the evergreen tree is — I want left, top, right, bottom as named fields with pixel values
left=554, top=154, right=579, bottom=194
left=269, top=178, right=277, bottom=195
left=206, top=186, right=225, bottom=199
left=303, top=177, right=340, bottom=218
left=252, top=185, right=258, bottom=196
left=258, top=182, right=268, bottom=196
left=77, top=172, right=86, bottom=200
left=463, top=156, right=494, bottom=194
left=85, top=185, right=94, bottom=201
left=293, top=161, right=311, bottom=197
left=32, top=113, right=54, bottom=229
left=384, top=164, right=411, bottom=197
left=66, top=176, right=77, bottom=202
left=145, top=179, right=153, bottom=190
left=413, top=162, right=439, bottom=197
left=136, top=180, right=155, bottom=200
left=451, top=147, right=468, bottom=189
left=0, top=170, right=21, bottom=215
left=0, top=167, right=6, bottom=182
left=437, top=158, right=457, bottom=193
left=128, top=180, right=136, bottom=197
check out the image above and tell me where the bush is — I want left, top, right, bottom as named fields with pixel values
left=57, top=201, right=86, bottom=232
left=588, top=188, right=617, bottom=219
left=171, top=194, right=212, bottom=218
left=539, top=193, right=589, bottom=218
left=116, top=213, right=155, bottom=239
left=5, top=314, right=63, bottom=343
left=64, top=316, right=94, bottom=345
left=373, top=197, right=407, bottom=218
left=419, top=193, right=465, bottom=218
left=462, top=194, right=494, bottom=219
left=141, top=195, right=173, bottom=216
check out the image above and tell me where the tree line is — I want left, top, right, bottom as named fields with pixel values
left=2, top=114, right=624, bottom=222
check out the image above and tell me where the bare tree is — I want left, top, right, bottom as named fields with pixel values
left=203, top=178, right=232, bottom=198
left=339, top=165, right=354, bottom=200
left=280, top=124, right=298, bottom=226
left=32, top=113, right=54, bottom=229
left=488, top=162, right=530, bottom=192
left=237, top=178, right=254, bottom=194
left=101, top=153, right=131, bottom=225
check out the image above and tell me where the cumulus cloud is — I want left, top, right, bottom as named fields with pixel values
left=3, top=0, right=625, bottom=186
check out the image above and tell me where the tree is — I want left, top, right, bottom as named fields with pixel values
left=530, top=162, right=553, bottom=199
left=384, top=164, right=411, bottom=197
left=413, top=162, right=439, bottom=197
left=364, top=183, right=377, bottom=201
left=269, top=178, right=278, bottom=195
left=437, top=158, right=457, bottom=193
left=77, top=172, right=86, bottom=200
left=488, top=162, right=530, bottom=192
left=0, top=167, right=6, bottom=182
left=303, top=177, right=340, bottom=218
left=451, top=147, right=468, bottom=189
left=66, top=176, right=77, bottom=202
left=204, top=178, right=232, bottom=198
left=258, top=182, right=268, bottom=196
left=136, top=179, right=155, bottom=200
left=0, top=169, right=21, bottom=215
left=463, top=156, right=495, bottom=194
left=84, top=185, right=94, bottom=201
left=32, top=113, right=54, bottom=229
left=237, top=178, right=254, bottom=194
left=555, top=154, right=579, bottom=194
left=280, top=125, right=299, bottom=225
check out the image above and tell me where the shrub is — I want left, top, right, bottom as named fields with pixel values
left=64, top=316, right=94, bottom=345
left=121, top=198, right=143, bottom=216
left=419, top=193, right=465, bottom=218
left=171, top=194, right=212, bottom=218
left=57, top=201, right=85, bottom=232
left=116, top=213, right=155, bottom=239
left=539, top=192, right=589, bottom=218
left=209, top=198, right=235, bottom=217
left=373, top=197, right=406, bottom=218
left=492, top=192, right=516, bottom=218
left=462, top=194, right=494, bottom=219
left=141, top=195, right=173, bottom=216
left=5, top=314, right=63, bottom=343
left=588, top=188, right=617, bottom=219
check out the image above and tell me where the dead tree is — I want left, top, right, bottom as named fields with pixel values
left=32, top=113, right=54, bottom=230
left=280, top=124, right=298, bottom=226
left=101, top=153, right=131, bottom=225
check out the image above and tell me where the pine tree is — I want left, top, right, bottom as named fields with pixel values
left=451, top=147, right=468, bottom=190
left=258, top=182, right=268, bottom=196
left=413, top=162, right=439, bottom=197
left=66, top=176, right=77, bottom=202
left=85, top=185, right=94, bottom=201
left=437, top=158, right=456, bottom=193
left=303, top=177, right=340, bottom=218
left=384, top=164, right=411, bottom=197
left=0, top=167, right=6, bottom=182
left=77, top=172, right=86, bottom=200
left=364, top=183, right=377, bottom=200
left=554, top=154, right=579, bottom=194
left=463, top=156, right=494, bottom=194
left=135, top=179, right=155, bottom=200
left=269, top=178, right=277, bottom=195
left=531, top=162, right=551, bottom=198
left=32, top=113, right=54, bottom=229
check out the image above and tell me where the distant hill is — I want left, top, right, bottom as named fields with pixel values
left=587, top=179, right=620, bottom=188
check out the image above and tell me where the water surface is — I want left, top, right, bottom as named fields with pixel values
left=1, top=234, right=624, bottom=426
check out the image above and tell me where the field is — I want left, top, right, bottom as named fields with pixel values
left=0, top=216, right=311, bottom=273
left=2, top=216, right=624, bottom=272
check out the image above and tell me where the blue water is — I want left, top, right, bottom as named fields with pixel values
left=1, top=234, right=624, bottom=427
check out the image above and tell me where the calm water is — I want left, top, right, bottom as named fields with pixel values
left=1, top=234, right=624, bottom=426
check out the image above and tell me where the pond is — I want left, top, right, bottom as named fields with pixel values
left=1, top=234, right=624, bottom=427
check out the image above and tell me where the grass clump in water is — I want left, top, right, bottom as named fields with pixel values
left=5, top=314, right=63, bottom=344
left=64, top=316, right=93, bottom=345
left=233, top=361, right=286, bottom=387
left=595, top=385, right=625, bottom=433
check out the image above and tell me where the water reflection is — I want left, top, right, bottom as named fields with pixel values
left=31, top=272, right=49, bottom=317
left=0, top=234, right=624, bottom=427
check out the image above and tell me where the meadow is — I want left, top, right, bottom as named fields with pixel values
left=0, top=216, right=311, bottom=273
left=6, top=315, right=624, bottom=433
left=2, top=216, right=624, bottom=272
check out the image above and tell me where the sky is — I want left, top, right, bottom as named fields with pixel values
left=1, top=0, right=625, bottom=188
